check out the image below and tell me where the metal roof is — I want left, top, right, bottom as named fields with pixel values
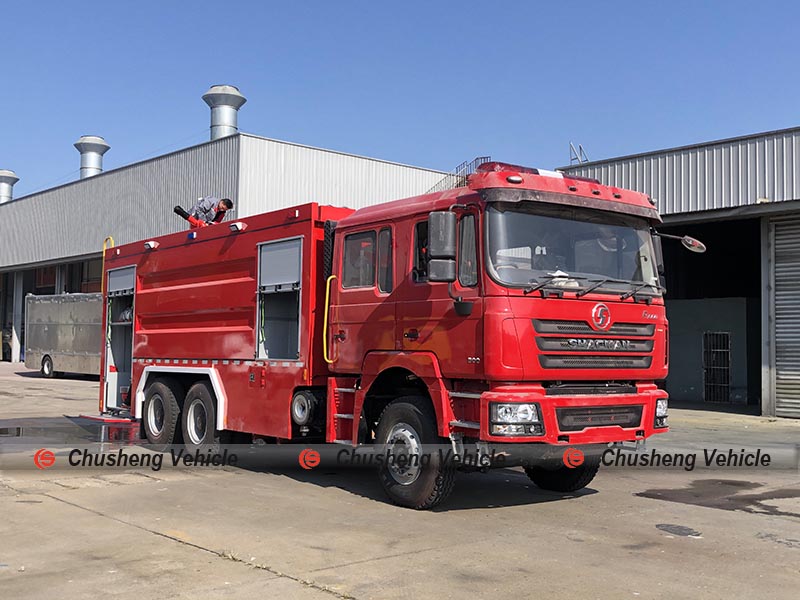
left=561, top=127, right=800, bottom=216
left=0, top=134, right=447, bottom=271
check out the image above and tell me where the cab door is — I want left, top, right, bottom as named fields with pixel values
left=329, top=227, right=397, bottom=372
left=398, top=215, right=483, bottom=378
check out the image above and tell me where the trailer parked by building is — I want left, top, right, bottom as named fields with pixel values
left=24, top=293, right=102, bottom=377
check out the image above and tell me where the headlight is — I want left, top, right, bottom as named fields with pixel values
left=656, top=399, right=668, bottom=417
left=491, top=403, right=539, bottom=423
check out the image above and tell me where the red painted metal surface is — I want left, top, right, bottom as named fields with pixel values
left=100, top=168, right=672, bottom=449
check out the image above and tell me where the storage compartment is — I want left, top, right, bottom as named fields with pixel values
left=257, top=238, right=303, bottom=360
left=258, top=290, right=300, bottom=359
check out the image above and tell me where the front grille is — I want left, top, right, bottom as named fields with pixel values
left=545, top=382, right=637, bottom=396
left=536, top=337, right=653, bottom=352
left=556, top=405, right=644, bottom=432
left=539, top=355, right=652, bottom=369
left=533, top=319, right=655, bottom=337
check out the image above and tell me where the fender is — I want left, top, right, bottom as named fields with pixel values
left=355, top=351, right=454, bottom=442
left=134, top=366, right=228, bottom=431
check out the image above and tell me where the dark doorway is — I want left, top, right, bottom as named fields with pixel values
left=659, top=218, right=761, bottom=409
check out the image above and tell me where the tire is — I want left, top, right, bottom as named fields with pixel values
left=143, top=378, right=183, bottom=451
left=41, top=356, right=55, bottom=378
left=375, top=396, right=455, bottom=510
left=524, top=453, right=601, bottom=492
left=181, top=381, right=221, bottom=454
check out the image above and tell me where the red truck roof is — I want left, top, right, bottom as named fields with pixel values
left=338, top=162, right=659, bottom=229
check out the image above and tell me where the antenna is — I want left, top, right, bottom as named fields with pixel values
left=569, top=142, right=589, bottom=165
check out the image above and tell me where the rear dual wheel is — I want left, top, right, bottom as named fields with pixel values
left=142, top=378, right=183, bottom=451
left=181, top=381, right=222, bottom=453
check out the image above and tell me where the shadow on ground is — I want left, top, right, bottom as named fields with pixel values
left=13, top=369, right=99, bottom=382
left=236, top=460, right=598, bottom=511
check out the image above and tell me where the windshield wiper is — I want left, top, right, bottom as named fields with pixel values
left=523, top=271, right=586, bottom=295
left=575, top=277, right=632, bottom=298
left=620, top=282, right=662, bottom=300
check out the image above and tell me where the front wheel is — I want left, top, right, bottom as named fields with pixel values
left=375, top=396, right=455, bottom=510
left=524, top=453, right=601, bottom=492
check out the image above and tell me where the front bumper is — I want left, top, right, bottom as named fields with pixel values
left=472, top=383, right=668, bottom=444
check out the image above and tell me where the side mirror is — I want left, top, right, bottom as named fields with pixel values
left=681, top=236, right=706, bottom=253
left=429, top=259, right=456, bottom=282
left=428, top=212, right=456, bottom=259
left=428, top=211, right=457, bottom=283
left=652, top=230, right=707, bottom=254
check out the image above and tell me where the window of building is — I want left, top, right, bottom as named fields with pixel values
left=343, top=231, right=376, bottom=288
left=35, top=266, right=56, bottom=289
left=82, top=259, right=103, bottom=293
left=459, top=215, right=478, bottom=287
left=413, top=221, right=429, bottom=282
left=377, top=228, right=393, bottom=293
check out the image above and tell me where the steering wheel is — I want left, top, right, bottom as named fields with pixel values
left=494, top=261, right=519, bottom=270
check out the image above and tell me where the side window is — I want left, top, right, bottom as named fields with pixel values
left=413, top=221, right=429, bottom=282
left=458, top=215, right=477, bottom=287
left=343, top=231, right=376, bottom=288
left=377, top=228, right=393, bottom=293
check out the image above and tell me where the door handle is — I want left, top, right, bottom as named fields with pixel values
left=334, top=330, right=347, bottom=342
left=403, top=329, right=420, bottom=341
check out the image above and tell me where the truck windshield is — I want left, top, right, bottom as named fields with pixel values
left=486, top=202, right=660, bottom=295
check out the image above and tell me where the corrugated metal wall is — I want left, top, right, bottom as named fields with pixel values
left=237, top=134, right=446, bottom=216
left=563, top=128, right=800, bottom=215
left=771, top=217, right=800, bottom=418
left=0, top=136, right=239, bottom=269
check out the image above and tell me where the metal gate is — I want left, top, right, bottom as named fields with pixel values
left=771, top=218, right=800, bottom=418
left=703, top=332, right=731, bottom=403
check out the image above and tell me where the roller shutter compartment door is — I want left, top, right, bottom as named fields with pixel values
left=773, top=218, right=800, bottom=417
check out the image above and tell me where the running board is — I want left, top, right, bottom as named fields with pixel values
left=79, top=413, right=136, bottom=423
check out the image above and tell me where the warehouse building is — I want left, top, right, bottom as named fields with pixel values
left=562, top=127, right=800, bottom=418
left=0, top=85, right=446, bottom=364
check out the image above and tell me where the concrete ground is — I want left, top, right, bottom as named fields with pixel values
left=1, top=362, right=799, bottom=599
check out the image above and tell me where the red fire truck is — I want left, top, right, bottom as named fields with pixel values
left=99, top=161, right=702, bottom=509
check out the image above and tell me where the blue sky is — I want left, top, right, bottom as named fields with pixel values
left=2, top=1, right=798, bottom=198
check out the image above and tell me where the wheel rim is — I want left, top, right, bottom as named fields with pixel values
left=42, top=359, right=51, bottom=375
left=186, top=398, right=208, bottom=445
left=147, top=394, right=165, bottom=437
left=385, top=422, right=423, bottom=485
left=292, top=395, right=309, bottom=425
